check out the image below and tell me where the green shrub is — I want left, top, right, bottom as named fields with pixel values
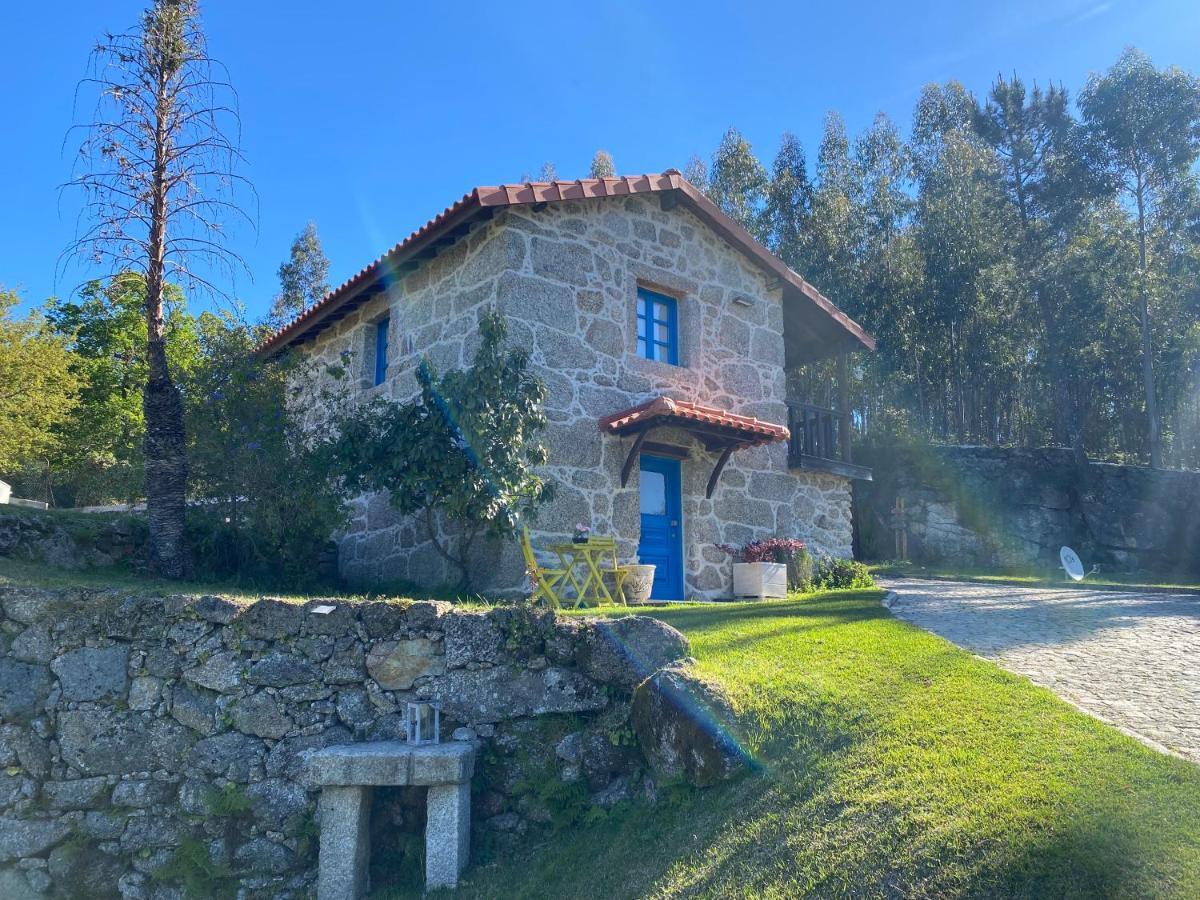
left=787, top=546, right=814, bottom=592
left=812, top=556, right=874, bottom=590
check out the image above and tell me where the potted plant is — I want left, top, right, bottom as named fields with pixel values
left=716, top=538, right=807, bottom=600
left=573, top=523, right=592, bottom=544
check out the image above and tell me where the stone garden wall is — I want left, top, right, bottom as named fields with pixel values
left=857, top=444, right=1200, bottom=575
left=293, top=195, right=853, bottom=599
left=0, top=585, right=727, bottom=899
left=0, top=509, right=146, bottom=571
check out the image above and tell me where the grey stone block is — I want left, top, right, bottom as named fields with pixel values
left=112, top=779, right=174, bottom=808
left=425, top=781, right=470, bottom=889
left=182, top=651, right=244, bottom=694
left=248, top=652, right=320, bottom=687
left=51, top=646, right=129, bottom=702
left=305, top=741, right=474, bottom=787
left=316, top=785, right=371, bottom=900
left=0, top=817, right=71, bottom=861
left=193, top=594, right=240, bottom=624
left=58, top=710, right=191, bottom=776
left=231, top=691, right=292, bottom=740
left=42, top=776, right=109, bottom=810
left=0, top=659, right=52, bottom=720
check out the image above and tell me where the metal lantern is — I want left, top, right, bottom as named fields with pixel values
left=405, top=701, right=440, bottom=745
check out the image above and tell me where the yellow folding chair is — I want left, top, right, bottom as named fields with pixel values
left=588, top=537, right=629, bottom=606
left=520, top=526, right=567, bottom=609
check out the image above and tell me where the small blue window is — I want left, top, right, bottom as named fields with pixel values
left=636, top=288, right=679, bottom=364
left=373, top=317, right=390, bottom=385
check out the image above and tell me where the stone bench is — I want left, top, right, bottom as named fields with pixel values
left=305, top=741, right=476, bottom=897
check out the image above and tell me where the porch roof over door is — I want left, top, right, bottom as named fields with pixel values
left=597, top=396, right=790, bottom=498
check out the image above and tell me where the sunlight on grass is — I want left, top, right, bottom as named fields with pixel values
left=440, top=592, right=1200, bottom=899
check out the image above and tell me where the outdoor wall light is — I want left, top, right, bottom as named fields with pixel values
left=405, top=701, right=441, bottom=744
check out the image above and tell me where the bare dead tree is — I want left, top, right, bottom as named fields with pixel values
left=62, top=0, right=253, bottom=578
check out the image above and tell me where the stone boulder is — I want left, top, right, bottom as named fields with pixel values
left=366, top=638, right=446, bottom=690
left=631, top=660, right=748, bottom=787
left=576, top=615, right=690, bottom=691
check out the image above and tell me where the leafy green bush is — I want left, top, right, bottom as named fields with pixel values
left=183, top=310, right=347, bottom=589
left=326, top=310, right=551, bottom=590
left=812, top=556, right=875, bottom=590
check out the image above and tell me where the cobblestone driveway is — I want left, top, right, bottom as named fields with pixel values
left=883, top=578, right=1200, bottom=762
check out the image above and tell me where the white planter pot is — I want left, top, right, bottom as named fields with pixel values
left=732, top=562, right=788, bottom=600
left=622, top=564, right=656, bottom=604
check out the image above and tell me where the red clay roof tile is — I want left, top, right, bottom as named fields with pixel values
left=597, top=396, right=789, bottom=446
left=254, top=171, right=874, bottom=357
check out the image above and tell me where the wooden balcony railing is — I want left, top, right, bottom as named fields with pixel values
left=788, top=403, right=840, bottom=461
left=786, top=403, right=872, bottom=480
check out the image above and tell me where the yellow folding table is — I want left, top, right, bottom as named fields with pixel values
left=546, top=537, right=626, bottom=608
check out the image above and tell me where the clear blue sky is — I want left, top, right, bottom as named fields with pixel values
left=3, top=0, right=1197, bottom=320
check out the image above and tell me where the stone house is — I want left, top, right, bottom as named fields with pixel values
left=257, top=172, right=874, bottom=599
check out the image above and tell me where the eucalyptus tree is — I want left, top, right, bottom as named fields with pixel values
left=707, top=127, right=770, bottom=240
left=973, top=76, right=1098, bottom=460
left=807, top=113, right=861, bottom=315
left=64, top=0, right=252, bottom=577
left=269, top=222, right=330, bottom=328
left=763, top=132, right=814, bottom=272
left=913, top=83, right=1018, bottom=442
left=589, top=149, right=616, bottom=179
left=1080, top=48, right=1200, bottom=467
left=681, top=154, right=709, bottom=192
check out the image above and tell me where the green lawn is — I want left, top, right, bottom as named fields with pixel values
left=435, top=591, right=1200, bottom=899
left=871, top=560, right=1200, bottom=594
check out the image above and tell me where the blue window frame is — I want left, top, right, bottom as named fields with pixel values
left=636, top=288, right=679, bottom=364
left=373, top=317, right=390, bottom=385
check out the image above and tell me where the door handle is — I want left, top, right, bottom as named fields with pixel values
left=670, top=520, right=678, bottom=527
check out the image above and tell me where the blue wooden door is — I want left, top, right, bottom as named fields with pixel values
left=638, top=455, right=683, bottom=600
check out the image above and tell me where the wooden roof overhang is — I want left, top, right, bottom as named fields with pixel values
left=597, top=397, right=790, bottom=499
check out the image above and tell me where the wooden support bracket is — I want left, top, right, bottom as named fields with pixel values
left=706, top=445, right=736, bottom=499
left=620, top=428, right=654, bottom=487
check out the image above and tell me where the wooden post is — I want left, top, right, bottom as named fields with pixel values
left=837, top=352, right=852, bottom=463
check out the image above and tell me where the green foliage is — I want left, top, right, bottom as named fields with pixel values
left=689, top=47, right=1200, bottom=470
left=788, top=545, right=814, bottom=593
left=589, top=149, right=616, bottom=179
left=706, top=127, right=769, bottom=239
left=327, top=310, right=551, bottom=589
left=268, top=222, right=331, bottom=327
left=0, top=288, right=80, bottom=475
left=204, top=782, right=253, bottom=819
left=39, top=273, right=197, bottom=505
left=154, top=836, right=237, bottom=900
left=811, top=556, right=874, bottom=590
left=182, top=308, right=347, bottom=589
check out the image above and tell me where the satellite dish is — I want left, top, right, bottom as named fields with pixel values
left=1060, top=546, right=1085, bottom=581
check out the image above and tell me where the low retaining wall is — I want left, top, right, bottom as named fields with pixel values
left=0, top=586, right=702, bottom=898
left=857, top=445, right=1200, bottom=575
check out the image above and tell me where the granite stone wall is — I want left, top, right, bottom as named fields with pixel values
left=0, top=586, right=690, bottom=898
left=294, top=195, right=853, bottom=598
left=857, top=444, right=1200, bottom=575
